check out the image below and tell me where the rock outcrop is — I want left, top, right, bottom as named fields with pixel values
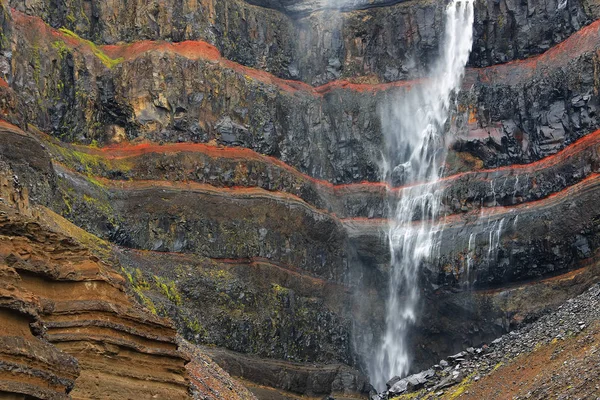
left=0, top=153, right=257, bottom=399
left=0, top=165, right=193, bottom=399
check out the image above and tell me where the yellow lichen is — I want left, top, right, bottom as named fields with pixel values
left=442, top=371, right=479, bottom=400
left=58, top=28, right=123, bottom=68
left=153, top=276, right=182, bottom=305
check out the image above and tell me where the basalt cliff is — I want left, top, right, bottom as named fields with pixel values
left=1, top=0, right=600, bottom=398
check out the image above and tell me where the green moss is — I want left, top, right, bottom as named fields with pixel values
left=85, top=175, right=106, bottom=188
left=45, top=139, right=132, bottom=180
left=447, top=371, right=477, bottom=399
left=133, top=268, right=150, bottom=290
left=202, top=268, right=235, bottom=292
left=32, top=45, right=41, bottom=86
left=0, top=31, right=7, bottom=50
left=497, top=14, right=505, bottom=29
left=121, top=267, right=157, bottom=314
left=272, top=283, right=290, bottom=296
left=81, top=192, right=115, bottom=225
left=52, top=40, right=71, bottom=59
left=153, top=276, right=182, bottom=305
left=184, top=316, right=208, bottom=338
left=134, top=287, right=157, bottom=315
left=491, top=361, right=504, bottom=372
left=58, top=28, right=123, bottom=69
left=63, top=194, right=72, bottom=214
left=121, top=267, right=134, bottom=285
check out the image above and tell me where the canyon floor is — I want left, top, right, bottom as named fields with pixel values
left=384, top=284, right=600, bottom=399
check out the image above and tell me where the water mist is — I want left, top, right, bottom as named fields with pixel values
left=370, top=0, right=475, bottom=390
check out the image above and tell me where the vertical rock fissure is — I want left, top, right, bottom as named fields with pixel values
left=370, top=0, right=475, bottom=390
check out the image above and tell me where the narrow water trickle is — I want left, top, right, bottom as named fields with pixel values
left=370, top=0, right=475, bottom=390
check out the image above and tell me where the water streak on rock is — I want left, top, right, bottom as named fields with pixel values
left=371, top=0, right=475, bottom=390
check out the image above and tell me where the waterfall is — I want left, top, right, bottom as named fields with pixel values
left=370, top=0, right=475, bottom=390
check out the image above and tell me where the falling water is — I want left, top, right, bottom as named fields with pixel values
left=370, top=0, right=475, bottom=390
left=465, top=232, right=477, bottom=286
left=487, top=218, right=505, bottom=266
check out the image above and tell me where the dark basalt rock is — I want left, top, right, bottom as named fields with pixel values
left=386, top=368, right=435, bottom=395
left=203, top=346, right=371, bottom=396
left=9, top=0, right=600, bottom=85
left=6, top=13, right=600, bottom=186
left=55, top=167, right=349, bottom=282
left=243, top=0, right=410, bottom=17
left=5, top=0, right=600, bottom=396
left=456, top=58, right=600, bottom=168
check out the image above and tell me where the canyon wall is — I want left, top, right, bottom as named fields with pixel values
left=0, top=152, right=257, bottom=399
left=2, top=0, right=600, bottom=397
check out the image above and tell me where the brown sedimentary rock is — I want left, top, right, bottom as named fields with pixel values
left=0, top=167, right=193, bottom=399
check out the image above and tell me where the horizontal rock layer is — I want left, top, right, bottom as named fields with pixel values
left=0, top=7, right=598, bottom=184
left=3, top=91, right=600, bottom=375
left=5, top=113, right=597, bottom=388
left=0, top=165, right=191, bottom=399
left=30, top=121, right=600, bottom=220
left=8, top=0, right=600, bottom=85
left=114, top=247, right=371, bottom=398
left=0, top=152, right=262, bottom=399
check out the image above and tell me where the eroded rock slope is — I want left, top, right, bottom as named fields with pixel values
left=0, top=150, right=256, bottom=399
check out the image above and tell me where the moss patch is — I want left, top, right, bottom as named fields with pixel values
left=58, top=28, right=123, bottom=68
left=154, top=276, right=183, bottom=305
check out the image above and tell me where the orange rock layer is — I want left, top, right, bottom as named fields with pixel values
left=30, top=114, right=600, bottom=196
left=10, top=9, right=600, bottom=96
left=38, top=119, right=600, bottom=224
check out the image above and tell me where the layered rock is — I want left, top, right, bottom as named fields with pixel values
left=3, top=0, right=600, bottom=395
left=115, top=247, right=371, bottom=397
left=0, top=169, right=192, bottom=399
left=0, top=245, right=79, bottom=399
left=3, top=84, right=600, bottom=392
left=1, top=4, right=598, bottom=187
left=8, top=0, right=600, bottom=84
left=4, top=100, right=599, bottom=390
left=0, top=121, right=373, bottom=397
left=0, top=156, right=261, bottom=399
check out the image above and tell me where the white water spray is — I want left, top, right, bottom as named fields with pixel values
left=371, top=0, right=475, bottom=390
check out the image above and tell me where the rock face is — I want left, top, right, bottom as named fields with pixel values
left=8, top=0, right=600, bottom=85
left=3, top=0, right=600, bottom=397
left=0, top=170, right=188, bottom=398
left=0, top=151, right=256, bottom=398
